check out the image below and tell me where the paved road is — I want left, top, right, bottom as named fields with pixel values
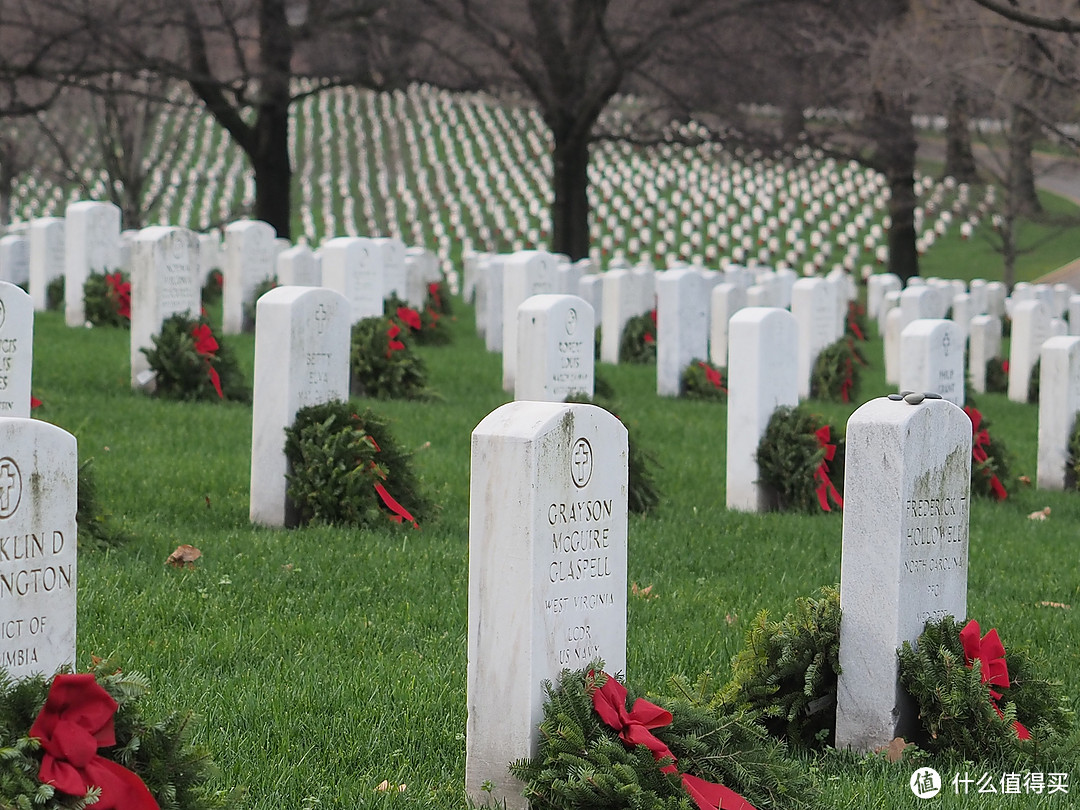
left=918, top=138, right=1080, bottom=286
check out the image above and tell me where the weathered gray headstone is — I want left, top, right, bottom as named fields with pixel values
left=250, top=287, right=351, bottom=527
left=0, top=283, right=33, bottom=417
left=467, top=402, right=628, bottom=808
left=836, top=396, right=971, bottom=753
left=64, top=201, right=121, bottom=328
left=726, top=308, right=799, bottom=511
left=222, top=220, right=276, bottom=334
left=130, top=227, right=201, bottom=389
left=1036, top=336, right=1080, bottom=491
left=515, top=295, right=594, bottom=402
left=656, top=269, right=708, bottom=397
left=0, top=417, right=77, bottom=679
left=899, top=319, right=965, bottom=406
left=28, top=218, right=64, bottom=312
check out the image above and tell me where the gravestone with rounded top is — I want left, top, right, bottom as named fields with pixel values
left=321, top=236, right=384, bottom=323
left=1036, top=336, right=1080, bottom=491
left=1008, top=300, right=1053, bottom=402
left=222, top=220, right=276, bottom=334
left=515, top=295, right=594, bottom=402
left=656, top=269, right=707, bottom=397
left=502, top=250, right=555, bottom=392
left=250, top=287, right=351, bottom=526
left=467, top=402, right=627, bottom=809
left=0, top=283, right=33, bottom=417
left=130, top=227, right=201, bottom=389
left=276, top=244, right=320, bottom=287
left=0, top=417, right=77, bottom=679
left=709, top=283, right=747, bottom=368
left=28, top=218, right=64, bottom=312
left=836, top=396, right=971, bottom=753
left=64, top=201, right=121, bottom=328
left=899, top=319, right=965, bottom=406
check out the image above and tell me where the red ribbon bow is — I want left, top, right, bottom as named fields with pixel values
left=374, top=482, right=419, bottom=529
left=697, top=362, right=726, bottom=392
left=427, top=281, right=442, bottom=310
left=191, top=324, right=224, bottom=399
left=30, top=674, right=160, bottom=810
left=959, top=620, right=1030, bottom=740
left=591, top=672, right=757, bottom=810
left=396, top=306, right=422, bottom=331
left=386, top=323, right=405, bottom=357
left=964, top=407, right=1006, bottom=501
left=105, top=273, right=131, bottom=320
left=846, top=304, right=865, bottom=341
left=813, top=426, right=844, bottom=512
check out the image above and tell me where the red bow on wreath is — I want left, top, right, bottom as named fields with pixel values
left=644, top=309, right=657, bottom=345
left=697, top=362, right=726, bottom=392
left=30, top=674, right=159, bottom=810
left=958, top=620, right=1030, bottom=740
left=191, top=324, right=223, bottom=399
left=386, top=323, right=405, bottom=357
left=964, top=406, right=1007, bottom=501
left=591, top=672, right=757, bottom=810
left=362, top=429, right=419, bottom=529
left=396, top=306, right=422, bottom=331
left=105, top=273, right=131, bottom=320
left=427, top=281, right=443, bottom=310
left=813, top=425, right=843, bottom=512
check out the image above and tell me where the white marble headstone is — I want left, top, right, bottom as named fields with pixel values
left=836, top=396, right=971, bottom=752
left=0, top=235, right=29, bottom=287
left=222, top=220, right=277, bottom=334
left=1008, top=300, right=1053, bottom=403
left=28, top=218, right=64, bottom=312
left=371, top=237, right=406, bottom=299
left=1036, top=336, right=1080, bottom=491
left=516, top=295, right=594, bottom=402
left=502, top=251, right=555, bottom=392
left=726, top=308, right=799, bottom=511
left=276, top=244, right=320, bottom=287
left=656, top=269, right=708, bottom=397
left=709, top=283, right=747, bottom=369
left=130, top=227, right=201, bottom=389
left=64, top=201, right=121, bottom=328
left=899, top=319, right=965, bottom=406
left=791, top=277, right=838, bottom=398
left=968, top=315, right=1002, bottom=394
left=467, top=402, right=627, bottom=808
left=0, top=283, right=33, bottom=417
left=321, top=236, right=384, bottom=323
left=0, top=417, right=78, bottom=679
left=249, top=287, right=351, bottom=526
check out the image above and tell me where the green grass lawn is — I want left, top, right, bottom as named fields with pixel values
left=26, top=291, right=1079, bottom=809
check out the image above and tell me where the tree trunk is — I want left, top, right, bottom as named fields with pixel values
left=944, top=89, right=978, bottom=183
left=550, top=131, right=591, bottom=260
left=869, top=93, right=920, bottom=283
left=1008, top=103, right=1041, bottom=217
left=251, top=104, right=293, bottom=239
left=887, top=167, right=919, bottom=284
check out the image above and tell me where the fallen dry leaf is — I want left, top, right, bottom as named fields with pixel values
left=631, top=582, right=658, bottom=600
left=875, top=736, right=914, bottom=763
left=1028, top=507, right=1051, bottom=521
left=725, top=613, right=738, bottom=625
left=166, top=544, right=202, bottom=568
left=1018, top=475, right=1031, bottom=485
left=1037, top=601, right=1072, bottom=610
left=375, top=780, right=406, bottom=793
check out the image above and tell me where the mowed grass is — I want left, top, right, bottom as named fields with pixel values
left=30, top=296, right=1080, bottom=809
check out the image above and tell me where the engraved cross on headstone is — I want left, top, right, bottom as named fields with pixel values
left=0, top=460, right=16, bottom=512
left=314, top=303, right=329, bottom=335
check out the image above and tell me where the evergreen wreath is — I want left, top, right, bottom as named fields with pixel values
left=755, top=406, right=844, bottom=514
left=350, top=316, right=437, bottom=400
left=46, top=277, right=64, bottom=312
left=618, top=310, right=657, bottom=364
left=680, top=360, right=727, bottom=402
left=717, top=586, right=841, bottom=750
left=984, top=357, right=1008, bottom=394
left=283, top=401, right=426, bottom=528
left=963, top=400, right=1013, bottom=501
left=898, top=616, right=1073, bottom=763
left=809, top=339, right=862, bottom=403
left=0, top=660, right=232, bottom=810
left=509, top=667, right=816, bottom=810
left=82, top=272, right=130, bottom=328
left=385, top=294, right=451, bottom=346
left=424, top=279, right=453, bottom=316
left=242, top=276, right=278, bottom=332
left=141, top=314, right=250, bottom=403
left=200, top=270, right=223, bottom=306
left=564, top=391, right=661, bottom=515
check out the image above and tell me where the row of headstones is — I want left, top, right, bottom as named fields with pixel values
left=465, top=247, right=862, bottom=399
left=0, top=201, right=442, bottom=339
left=461, top=393, right=975, bottom=807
